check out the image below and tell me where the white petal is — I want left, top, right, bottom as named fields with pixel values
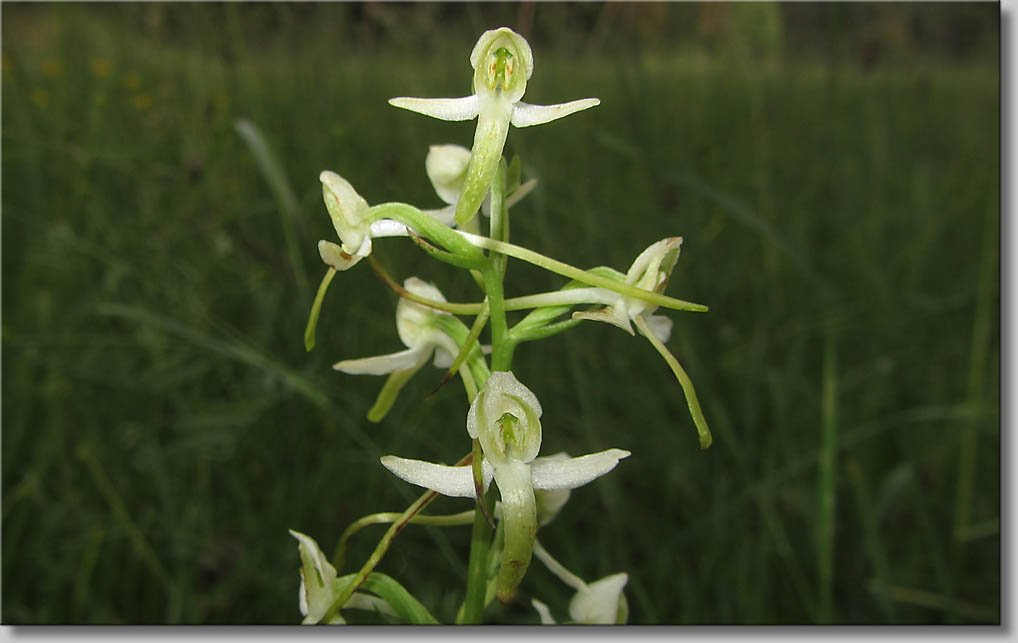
left=368, top=219, right=409, bottom=239
left=531, top=598, right=556, bottom=625
left=569, top=573, right=628, bottom=624
left=346, top=592, right=398, bottom=618
left=530, top=449, right=631, bottom=491
left=641, top=314, right=673, bottom=343
left=289, top=529, right=339, bottom=623
left=510, top=98, right=601, bottom=128
left=426, top=144, right=472, bottom=204
left=572, top=306, right=634, bottom=336
left=422, top=205, right=458, bottom=226
left=388, top=95, right=480, bottom=121
left=333, top=346, right=429, bottom=375
left=318, top=240, right=365, bottom=271
left=380, top=455, right=493, bottom=498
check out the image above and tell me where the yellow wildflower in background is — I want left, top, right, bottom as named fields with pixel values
left=41, top=59, right=62, bottom=78
left=90, top=58, right=111, bottom=78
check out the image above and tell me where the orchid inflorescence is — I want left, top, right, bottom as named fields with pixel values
left=289, top=27, right=712, bottom=625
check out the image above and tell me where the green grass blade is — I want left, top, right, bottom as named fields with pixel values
left=817, top=334, right=838, bottom=623
left=234, top=118, right=310, bottom=303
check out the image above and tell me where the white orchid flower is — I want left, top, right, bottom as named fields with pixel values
left=380, top=371, right=629, bottom=603
left=572, top=237, right=683, bottom=342
left=424, top=144, right=538, bottom=227
left=390, top=27, right=599, bottom=226
left=531, top=573, right=629, bottom=625
left=317, top=170, right=409, bottom=271
left=333, top=277, right=462, bottom=421
left=530, top=540, right=628, bottom=624
left=289, top=529, right=397, bottom=624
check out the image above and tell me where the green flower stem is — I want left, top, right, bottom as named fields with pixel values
left=322, top=453, right=472, bottom=624
left=435, top=300, right=490, bottom=394
left=461, top=485, right=497, bottom=624
left=483, top=265, right=510, bottom=372
left=457, top=232, right=710, bottom=313
left=463, top=161, right=512, bottom=624
left=303, top=268, right=337, bottom=351
left=633, top=315, right=713, bottom=450
left=430, top=315, right=491, bottom=391
left=332, top=510, right=476, bottom=571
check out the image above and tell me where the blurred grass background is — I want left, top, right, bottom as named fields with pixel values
left=1, top=2, right=999, bottom=625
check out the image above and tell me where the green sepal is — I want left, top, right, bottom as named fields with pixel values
left=304, top=268, right=337, bottom=351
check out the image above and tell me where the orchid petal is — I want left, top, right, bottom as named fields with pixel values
left=388, top=95, right=480, bottom=121
left=530, top=448, right=631, bottom=491
left=642, top=314, right=673, bottom=344
left=426, top=144, right=472, bottom=204
left=320, top=171, right=371, bottom=253
left=380, top=455, right=493, bottom=498
left=289, top=529, right=341, bottom=624
left=510, top=99, right=601, bottom=128
left=368, top=219, right=409, bottom=239
left=568, top=573, right=629, bottom=624
left=318, top=240, right=366, bottom=272
left=333, top=345, right=429, bottom=376
left=572, top=306, right=634, bottom=336
left=422, top=205, right=457, bottom=226
left=345, top=592, right=398, bottom=618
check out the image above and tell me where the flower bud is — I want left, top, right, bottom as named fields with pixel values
left=425, top=144, right=472, bottom=205
left=395, top=277, right=453, bottom=364
left=320, top=170, right=371, bottom=255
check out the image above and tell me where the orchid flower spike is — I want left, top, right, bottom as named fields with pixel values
left=289, top=530, right=396, bottom=624
left=380, top=371, right=630, bottom=603
left=333, top=277, right=461, bottom=422
left=573, top=237, right=683, bottom=342
left=317, top=170, right=408, bottom=271
left=390, top=27, right=599, bottom=226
